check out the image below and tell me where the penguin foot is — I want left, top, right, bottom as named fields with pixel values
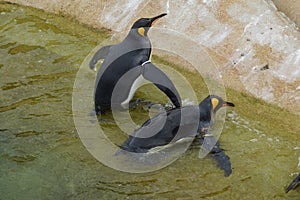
left=94, top=112, right=116, bottom=124
left=129, top=99, right=162, bottom=111
left=164, top=102, right=175, bottom=110
left=97, top=118, right=116, bottom=125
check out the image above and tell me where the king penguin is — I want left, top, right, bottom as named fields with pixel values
left=90, top=13, right=182, bottom=115
left=119, top=95, right=235, bottom=176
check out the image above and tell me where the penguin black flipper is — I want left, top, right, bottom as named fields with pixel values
left=200, top=135, right=232, bottom=177
left=142, top=62, right=181, bottom=108
left=89, top=45, right=111, bottom=71
left=210, top=143, right=232, bottom=177
left=286, top=173, right=300, bottom=193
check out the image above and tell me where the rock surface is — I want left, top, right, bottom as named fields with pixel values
left=5, top=0, right=300, bottom=115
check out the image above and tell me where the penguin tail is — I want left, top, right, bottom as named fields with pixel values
left=114, top=143, right=130, bottom=156
left=114, top=141, right=137, bottom=156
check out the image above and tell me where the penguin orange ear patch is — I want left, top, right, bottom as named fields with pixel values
left=211, top=98, right=219, bottom=110
left=138, top=27, right=145, bottom=36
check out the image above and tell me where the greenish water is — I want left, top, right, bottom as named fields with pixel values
left=1, top=2, right=300, bottom=199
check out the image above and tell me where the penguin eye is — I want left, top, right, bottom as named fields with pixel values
left=145, top=18, right=152, bottom=26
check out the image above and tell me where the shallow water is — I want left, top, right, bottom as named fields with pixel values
left=1, top=3, right=300, bottom=199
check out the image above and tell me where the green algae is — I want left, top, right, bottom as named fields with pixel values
left=8, top=44, right=41, bottom=54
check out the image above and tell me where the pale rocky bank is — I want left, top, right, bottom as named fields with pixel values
left=5, top=0, right=300, bottom=115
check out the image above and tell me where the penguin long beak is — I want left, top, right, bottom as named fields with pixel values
left=150, top=13, right=167, bottom=26
left=222, top=102, right=235, bottom=107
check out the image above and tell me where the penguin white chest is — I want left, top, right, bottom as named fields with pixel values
left=121, top=75, right=146, bottom=107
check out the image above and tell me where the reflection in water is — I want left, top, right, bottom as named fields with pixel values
left=0, top=3, right=300, bottom=199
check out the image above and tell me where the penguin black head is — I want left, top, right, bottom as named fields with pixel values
left=200, top=95, right=235, bottom=114
left=131, top=13, right=167, bottom=37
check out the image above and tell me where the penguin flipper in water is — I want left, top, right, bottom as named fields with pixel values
left=142, top=62, right=181, bottom=108
left=89, top=45, right=112, bottom=71
left=199, top=135, right=232, bottom=177
left=286, top=173, right=300, bottom=193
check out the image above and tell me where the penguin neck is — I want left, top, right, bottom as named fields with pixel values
left=199, top=102, right=213, bottom=122
left=126, top=29, right=152, bottom=49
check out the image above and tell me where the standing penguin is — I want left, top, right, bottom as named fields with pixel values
left=119, top=95, right=235, bottom=176
left=90, top=13, right=181, bottom=115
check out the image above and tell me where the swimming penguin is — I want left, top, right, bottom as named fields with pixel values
left=286, top=172, right=300, bottom=193
left=119, top=95, right=235, bottom=176
left=90, top=13, right=181, bottom=115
